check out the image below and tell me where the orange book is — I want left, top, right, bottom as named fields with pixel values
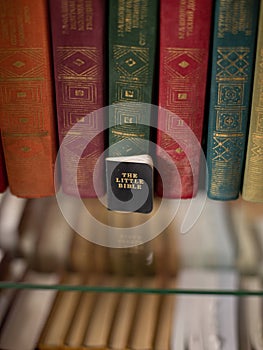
left=0, top=137, right=8, bottom=192
left=0, top=0, right=58, bottom=198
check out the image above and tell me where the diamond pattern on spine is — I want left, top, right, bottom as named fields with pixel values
left=164, top=49, right=204, bottom=80
left=216, top=48, right=250, bottom=80
left=212, top=136, right=243, bottom=162
left=250, top=136, right=263, bottom=162
left=0, top=49, right=44, bottom=78
left=57, top=48, right=98, bottom=79
left=113, top=46, right=149, bottom=82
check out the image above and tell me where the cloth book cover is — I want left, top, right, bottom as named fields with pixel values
left=206, top=0, right=260, bottom=200
left=108, top=0, right=158, bottom=158
left=242, top=0, right=263, bottom=203
left=0, top=0, right=58, bottom=198
left=156, top=0, right=213, bottom=199
left=49, top=0, right=106, bottom=198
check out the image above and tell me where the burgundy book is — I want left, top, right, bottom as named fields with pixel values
left=156, top=0, right=213, bottom=198
left=49, top=0, right=106, bottom=197
left=0, top=137, right=8, bottom=193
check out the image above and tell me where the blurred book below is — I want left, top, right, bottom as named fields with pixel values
left=0, top=270, right=59, bottom=350
left=171, top=268, right=238, bottom=350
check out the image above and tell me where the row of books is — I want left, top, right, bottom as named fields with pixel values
left=1, top=264, right=263, bottom=350
left=0, top=0, right=262, bottom=204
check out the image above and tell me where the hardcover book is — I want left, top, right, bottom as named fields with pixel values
left=83, top=279, right=120, bottom=349
left=242, top=1, right=263, bottom=203
left=49, top=0, right=106, bottom=198
left=0, top=137, right=7, bottom=193
left=108, top=0, right=158, bottom=157
left=38, top=274, right=83, bottom=350
left=0, top=258, right=27, bottom=328
left=154, top=280, right=176, bottom=350
left=206, top=0, right=260, bottom=200
left=106, top=154, right=154, bottom=213
left=0, top=271, right=58, bottom=350
left=0, top=0, right=58, bottom=198
left=108, top=280, right=138, bottom=350
left=128, top=278, right=161, bottom=350
left=64, top=282, right=97, bottom=349
left=157, top=0, right=213, bottom=198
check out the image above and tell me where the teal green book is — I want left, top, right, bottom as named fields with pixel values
left=108, top=0, right=158, bottom=157
left=206, top=0, right=260, bottom=200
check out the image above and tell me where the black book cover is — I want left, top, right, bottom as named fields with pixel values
left=106, top=155, right=153, bottom=214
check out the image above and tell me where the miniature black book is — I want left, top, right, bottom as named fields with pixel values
left=106, top=155, right=153, bottom=214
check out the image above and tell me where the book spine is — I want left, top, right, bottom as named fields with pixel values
left=108, top=0, right=158, bottom=157
left=156, top=0, right=213, bottom=198
left=49, top=0, right=106, bottom=198
left=0, top=137, right=8, bottom=193
left=0, top=0, right=58, bottom=198
left=242, top=1, right=263, bottom=203
left=206, top=0, right=260, bottom=200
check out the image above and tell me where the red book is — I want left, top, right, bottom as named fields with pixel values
left=0, top=137, right=8, bottom=193
left=156, top=0, right=212, bottom=198
left=0, top=0, right=58, bottom=198
left=49, top=0, right=106, bottom=198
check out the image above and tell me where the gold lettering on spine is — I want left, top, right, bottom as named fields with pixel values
left=132, top=0, right=140, bottom=28
left=76, top=0, right=84, bottom=31
left=61, top=0, right=69, bottom=34
left=125, top=1, right=133, bottom=33
left=85, top=0, right=93, bottom=30
left=0, top=2, right=28, bottom=46
left=117, top=0, right=148, bottom=45
left=69, top=0, right=77, bottom=30
left=61, top=0, right=93, bottom=34
left=178, top=0, right=196, bottom=40
left=117, top=0, right=125, bottom=36
left=218, top=0, right=252, bottom=39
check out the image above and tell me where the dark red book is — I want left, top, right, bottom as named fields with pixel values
left=49, top=0, right=106, bottom=198
left=156, top=0, right=213, bottom=198
left=0, top=0, right=58, bottom=198
left=0, top=137, right=8, bottom=193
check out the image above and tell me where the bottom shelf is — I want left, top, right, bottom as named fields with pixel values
left=0, top=267, right=262, bottom=350
left=0, top=190, right=263, bottom=349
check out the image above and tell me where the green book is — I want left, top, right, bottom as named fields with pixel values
left=206, top=0, right=260, bottom=200
left=108, top=0, right=158, bottom=157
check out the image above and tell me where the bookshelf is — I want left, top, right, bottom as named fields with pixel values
left=1, top=190, right=263, bottom=295
left=0, top=0, right=263, bottom=348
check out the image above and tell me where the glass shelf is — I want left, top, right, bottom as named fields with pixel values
left=0, top=189, right=263, bottom=296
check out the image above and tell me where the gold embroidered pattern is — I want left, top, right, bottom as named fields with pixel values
left=210, top=47, right=250, bottom=196
left=112, top=45, right=149, bottom=104
left=163, top=48, right=205, bottom=132
left=0, top=49, right=46, bottom=135
left=57, top=47, right=98, bottom=80
left=57, top=47, right=100, bottom=131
